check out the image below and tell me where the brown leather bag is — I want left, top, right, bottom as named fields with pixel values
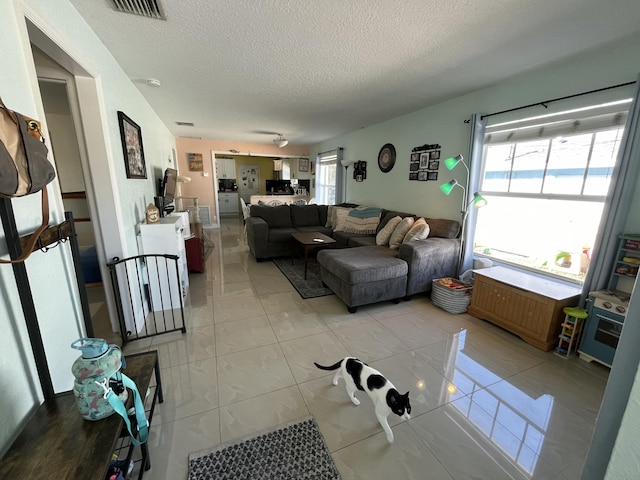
left=0, top=97, right=56, bottom=263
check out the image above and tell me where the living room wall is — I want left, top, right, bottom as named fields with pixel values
left=310, top=32, right=640, bottom=230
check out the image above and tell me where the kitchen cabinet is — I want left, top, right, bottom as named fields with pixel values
left=138, top=215, right=189, bottom=311
left=467, top=266, right=581, bottom=351
left=216, top=157, right=236, bottom=179
left=218, top=192, right=239, bottom=216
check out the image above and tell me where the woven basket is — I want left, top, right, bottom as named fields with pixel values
left=431, top=278, right=473, bottom=314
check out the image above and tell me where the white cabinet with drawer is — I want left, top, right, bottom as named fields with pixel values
left=218, top=192, right=239, bottom=216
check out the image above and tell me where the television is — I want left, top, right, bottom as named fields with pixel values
left=155, top=168, right=177, bottom=216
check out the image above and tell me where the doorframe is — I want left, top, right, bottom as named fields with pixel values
left=210, top=151, right=309, bottom=225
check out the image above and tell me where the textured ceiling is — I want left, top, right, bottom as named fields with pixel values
left=68, top=0, right=640, bottom=146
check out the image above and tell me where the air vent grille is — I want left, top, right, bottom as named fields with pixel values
left=110, top=0, right=166, bottom=20
left=176, top=121, right=195, bottom=126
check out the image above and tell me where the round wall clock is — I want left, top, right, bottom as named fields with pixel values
left=378, top=143, right=396, bottom=173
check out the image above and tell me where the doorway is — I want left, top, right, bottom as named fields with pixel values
left=30, top=45, right=118, bottom=344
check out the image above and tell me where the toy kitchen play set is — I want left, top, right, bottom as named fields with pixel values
left=579, top=235, right=639, bottom=367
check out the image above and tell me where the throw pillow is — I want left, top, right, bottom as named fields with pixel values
left=375, top=215, right=402, bottom=245
left=403, top=218, right=430, bottom=243
left=333, top=208, right=353, bottom=232
left=342, top=206, right=382, bottom=234
left=325, top=205, right=336, bottom=228
left=389, top=217, right=415, bottom=250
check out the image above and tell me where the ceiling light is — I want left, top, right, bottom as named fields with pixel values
left=145, top=78, right=161, bottom=87
left=273, top=134, right=288, bottom=148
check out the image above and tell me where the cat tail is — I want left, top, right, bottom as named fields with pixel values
left=314, top=360, right=343, bottom=371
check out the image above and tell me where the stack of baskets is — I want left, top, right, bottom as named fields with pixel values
left=431, top=277, right=473, bottom=314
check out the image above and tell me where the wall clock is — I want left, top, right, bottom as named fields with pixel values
left=378, top=143, right=396, bottom=173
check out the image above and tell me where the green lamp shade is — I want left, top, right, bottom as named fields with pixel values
left=440, top=179, right=459, bottom=195
left=473, top=193, right=488, bottom=208
left=444, top=154, right=464, bottom=170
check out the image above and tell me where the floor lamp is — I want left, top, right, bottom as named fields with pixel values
left=439, top=155, right=487, bottom=276
left=340, top=159, right=354, bottom=203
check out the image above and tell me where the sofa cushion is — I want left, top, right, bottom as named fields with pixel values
left=333, top=208, right=353, bottom=232
left=268, top=227, right=298, bottom=243
left=349, top=236, right=377, bottom=247
left=376, top=215, right=402, bottom=246
left=403, top=218, right=430, bottom=243
left=318, top=205, right=328, bottom=227
left=426, top=218, right=461, bottom=238
left=389, top=217, right=415, bottom=249
left=250, top=205, right=292, bottom=228
left=290, top=204, right=320, bottom=227
left=377, top=210, right=417, bottom=233
left=326, top=205, right=353, bottom=229
left=317, top=246, right=407, bottom=284
left=296, top=225, right=333, bottom=237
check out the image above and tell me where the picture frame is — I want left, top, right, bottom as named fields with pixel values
left=419, top=153, right=430, bottom=169
left=428, top=160, right=439, bottom=170
left=118, top=111, right=147, bottom=179
left=356, top=174, right=363, bottom=182
left=427, top=171, right=439, bottom=181
left=430, top=150, right=441, bottom=160
left=188, top=152, right=204, bottom=172
left=409, top=172, right=418, bottom=181
left=299, top=158, right=310, bottom=172
left=411, top=153, right=419, bottom=162
left=418, top=171, right=428, bottom=181
left=409, top=162, right=419, bottom=171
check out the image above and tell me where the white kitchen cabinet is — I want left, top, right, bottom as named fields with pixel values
left=138, top=215, right=189, bottom=311
left=218, top=192, right=239, bottom=216
left=216, top=158, right=236, bottom=179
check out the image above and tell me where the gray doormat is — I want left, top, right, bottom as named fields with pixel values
left=188, top=416, right=341, bottom=480
left=272, top=257, right=334, bottom=299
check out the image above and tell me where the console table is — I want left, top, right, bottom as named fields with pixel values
left=0, top=351, right=163, bottom=480
left=467, top=266, right=581, bottom=351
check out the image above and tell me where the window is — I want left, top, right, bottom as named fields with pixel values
left=316, top=149, right=338, bottom=205
left=475, top=105, right=628, bottom=282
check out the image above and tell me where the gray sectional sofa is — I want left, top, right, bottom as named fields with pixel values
left=245, top=203, right=460, bottom=311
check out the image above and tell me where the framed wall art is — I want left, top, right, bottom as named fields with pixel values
left=299, top=158, right=310, bottom=172
left=430, top=150, right=441, bottom=160
left=427, top=171, right=439, bottom=181
left=428, top=160, right=439, bottom=170
left=188, top=152, right=204, bottom=172
left=118, top=111, right=147, bottom=179
left=418, top=171, right=428, bottom=181
left=419, top=153, right=430, bottom=170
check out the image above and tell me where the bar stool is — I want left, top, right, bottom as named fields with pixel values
left=555, top=306, right=588, bottom=358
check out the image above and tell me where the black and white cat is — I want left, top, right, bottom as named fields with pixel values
left=314, top=357, right=411, bottom=443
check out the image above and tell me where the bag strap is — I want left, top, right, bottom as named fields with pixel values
left=0, top=187, right=50, bottom=264
left=98, top=372, right=149, bottom=446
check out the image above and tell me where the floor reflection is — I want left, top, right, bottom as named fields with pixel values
left=448, top=330, right=553, bottom=476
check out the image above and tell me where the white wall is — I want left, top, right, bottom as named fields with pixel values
left=0, top=0, right=175, bottom=456
left=310, top=33, right=640, bottom=226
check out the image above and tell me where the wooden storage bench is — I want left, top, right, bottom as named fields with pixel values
left=467, top=266, right=581, bottom=351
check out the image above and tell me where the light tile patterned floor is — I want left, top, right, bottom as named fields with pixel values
left=125, top=217, right=609, bottom=480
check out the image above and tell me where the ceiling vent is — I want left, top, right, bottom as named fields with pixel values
left=109, top=0, right=166, bottom=20
left=175, top=121, right=194, bottom=127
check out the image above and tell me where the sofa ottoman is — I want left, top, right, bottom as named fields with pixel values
left=317, top=246, right=408, bottom=312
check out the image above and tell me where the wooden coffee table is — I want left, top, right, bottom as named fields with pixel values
left=290, top=232, right=337, bottom=279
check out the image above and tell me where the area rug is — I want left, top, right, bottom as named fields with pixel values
left=188, top=416, right=341, bottom=480
left=272, top=257, right=334, bottom=299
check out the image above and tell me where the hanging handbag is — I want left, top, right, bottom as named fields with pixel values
left=71, top=338, right=149, bottom=446
left=0, top=97, right=56, bottom=263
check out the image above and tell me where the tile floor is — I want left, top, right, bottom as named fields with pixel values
left=124, top=217, right=610, bottom=480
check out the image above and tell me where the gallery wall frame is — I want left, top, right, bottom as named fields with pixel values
left=118, top=111, right=146, bottom=179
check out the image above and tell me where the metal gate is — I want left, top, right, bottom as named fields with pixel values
left=108, top=253, right=186, bottom=345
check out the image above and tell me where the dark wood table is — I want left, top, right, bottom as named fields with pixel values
left=291, top=231, right=337, bottom=279
left=0, top=350, right=163, bottom=480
